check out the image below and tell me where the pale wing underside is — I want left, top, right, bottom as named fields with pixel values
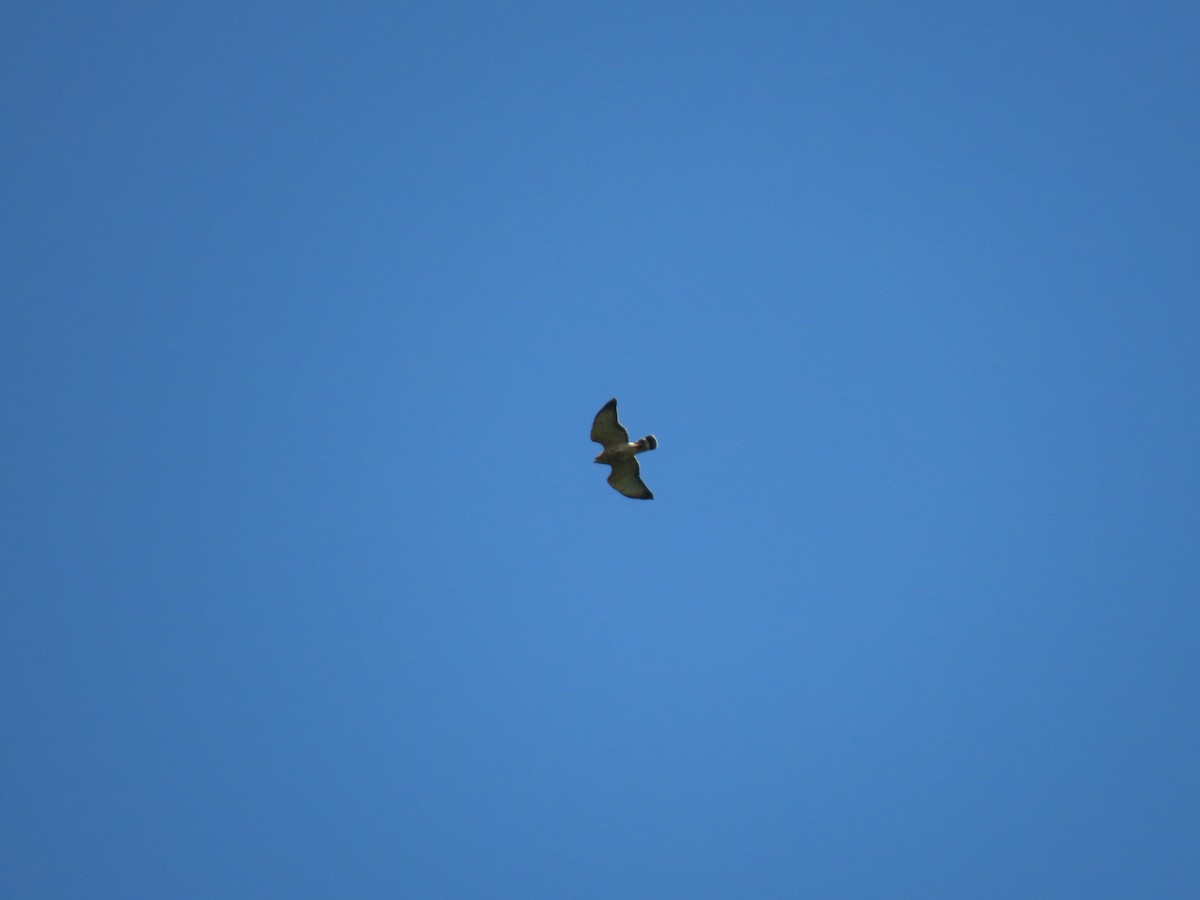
left=607, top=458, right=653, bottom=500
left=591, top=398, right=630, bottom=446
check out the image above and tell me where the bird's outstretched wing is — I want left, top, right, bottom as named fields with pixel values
left=607, top=458, right=653, bottom=499
left=590, top=397, right=630, bottom=446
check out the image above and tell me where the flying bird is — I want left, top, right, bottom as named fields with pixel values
left=591, top=397, right=658, bottom=499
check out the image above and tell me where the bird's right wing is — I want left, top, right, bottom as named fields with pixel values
left=607, top=458, right=653, bottom=500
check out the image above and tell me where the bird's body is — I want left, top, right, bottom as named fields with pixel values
left=590, top=398, right=657, bottom=499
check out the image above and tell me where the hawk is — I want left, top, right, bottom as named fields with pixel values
left=591, top=397, right=658, bottom=499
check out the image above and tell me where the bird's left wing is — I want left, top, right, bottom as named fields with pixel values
left=590, top=398, right=630, bottom=446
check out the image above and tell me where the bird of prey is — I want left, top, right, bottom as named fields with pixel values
left=591, top=397, right=658, bottom=499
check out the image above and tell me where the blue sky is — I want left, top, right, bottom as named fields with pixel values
left=4, top=3, right=1198, bottom=897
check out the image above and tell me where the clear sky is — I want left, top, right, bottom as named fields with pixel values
left=4, top=3, right=1198, bottom=897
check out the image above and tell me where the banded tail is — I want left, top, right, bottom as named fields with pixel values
left=636, top=435, right=658, bottom=452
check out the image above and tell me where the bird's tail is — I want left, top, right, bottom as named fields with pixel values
left=636, top=435, right=658, bottom=452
